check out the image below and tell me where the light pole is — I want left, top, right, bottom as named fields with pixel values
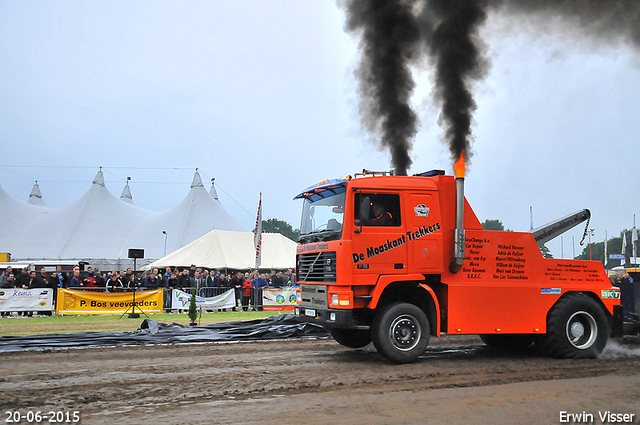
left=162, top=230, right=168, bottom=257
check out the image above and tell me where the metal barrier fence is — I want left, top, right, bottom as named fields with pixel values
left=199, top=286, right=264, bottom=311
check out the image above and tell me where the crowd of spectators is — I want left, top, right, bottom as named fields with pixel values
left=0, top=264, right=297, bottom=314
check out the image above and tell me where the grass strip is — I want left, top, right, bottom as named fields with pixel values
left=0, top=311, right=279, bottom=337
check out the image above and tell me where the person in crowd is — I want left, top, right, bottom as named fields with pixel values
left=55, top=266, right=68, bottom=288
left=189, top=264, right=196, bottom=278
left=69, top=267, right=82, bottom=287
left=82, top=266, right=96, bottom=283
left=143, top=271, right=159, bottom=290
left=0, top=272, right=15, bottom=289
left=214, top=271, right=227, bottom=288
left=231, top=271, right=247, bottom=311
left=35, top=267, right=49, bottom=288
left=242, top=272, right=253, bottom=311
left=106, top=271, right=123, bottom=292
left=95, top=269, right=106, bottom=287
left=47, top=270, right=60, bottom=289
left=271, top=270, right=285, bottom=288
left=124, top=268, right=134, bottom=282
left=154, top=268, right=164, bottom=288
left=205, top=269, right=215, bottom=288
left=177, top=268, right=193, bottom=291
left=16, top=268, right=30, bottom=289
left=164, top=267, right=173, bottom=282
left=194, top=270, right=204, bottom=291
left=251, top=271, right=269, bottom=290
left=0, top=266, right=13, bottom=285
left=125, top=273, right=139, bottom=290
left=0, top=272, right=15, bottom=316
left=164, top=271, right=178, bottom=312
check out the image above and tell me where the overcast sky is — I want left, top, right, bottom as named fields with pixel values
left=1, top=1, right=638, bottom=259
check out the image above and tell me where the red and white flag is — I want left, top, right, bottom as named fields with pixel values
left=253, top=193, right=263, bottom=269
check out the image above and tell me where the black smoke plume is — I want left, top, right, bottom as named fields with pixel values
left=343, top=0, right=422, bottom=176
left=421, top=0, right=489, bottom=165
left=342, top=0, right=640, bottom=173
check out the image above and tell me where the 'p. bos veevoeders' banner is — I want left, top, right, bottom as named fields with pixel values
left=56, top=288, right=163, bottom=315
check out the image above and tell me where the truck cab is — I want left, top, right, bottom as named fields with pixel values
left=294, top=171, right=622, bottom=363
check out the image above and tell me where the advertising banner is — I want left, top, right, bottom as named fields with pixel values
left=172, top=288, right=236, bottom=311
left=56, top=288, right=163, bottom=315
left=0, top=288, right=54, bottom=312
left=262, top=287, right=297, bottom=311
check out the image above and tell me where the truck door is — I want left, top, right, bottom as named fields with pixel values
left=405, top=191, right=443, bottom=273
left=351, top=192, right=407, bottom=277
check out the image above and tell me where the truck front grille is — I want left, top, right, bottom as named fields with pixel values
left=297, top=251, right=337, bottom=283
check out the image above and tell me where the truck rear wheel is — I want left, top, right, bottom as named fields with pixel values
left=330, top=328, right=372, bottom=348
left=371, top=302, right=430, bottom=364
left=541, top=293, right=609, bottom=359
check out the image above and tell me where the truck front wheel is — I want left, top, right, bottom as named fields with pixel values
left=542, top=293, right=609, bottom=359
left=330, top=328, right=372, bottom=348
left=371, top=302, right=430, bottom=364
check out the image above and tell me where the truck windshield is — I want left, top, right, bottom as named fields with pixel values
left=299, top=191, right=345, bottom=244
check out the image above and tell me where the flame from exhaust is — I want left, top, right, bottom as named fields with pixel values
left=454, top=151, right=465, bottom=179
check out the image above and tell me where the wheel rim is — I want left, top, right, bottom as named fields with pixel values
left=565, top=310, right=598, bottom=349
left=389, top=314, right=421, bottom=351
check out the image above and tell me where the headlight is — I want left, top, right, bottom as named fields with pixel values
left=332, top=294, right=339, bottom=305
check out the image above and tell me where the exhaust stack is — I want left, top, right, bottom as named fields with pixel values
left=450, top=152, right=466, bottom=273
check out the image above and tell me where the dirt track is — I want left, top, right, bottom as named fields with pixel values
left=1, top=335, right=640, bottom=424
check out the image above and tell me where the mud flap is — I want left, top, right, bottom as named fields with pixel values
left=612, top=305, right=624, bottom=338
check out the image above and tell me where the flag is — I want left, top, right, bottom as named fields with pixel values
left=622, top=232, right=627, bottom=264
left=253, top=193, right=263, bottom=269
left=633, top=214, right=638, bottom=261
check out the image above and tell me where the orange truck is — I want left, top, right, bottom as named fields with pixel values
left=294, top=169, right=623, bottom=363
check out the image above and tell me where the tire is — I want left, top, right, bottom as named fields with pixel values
left=480, top=334, right=536, bottom=352
left=541, top=293, right=609, bottom=359
left=330, top=328, right=372, bottom=348
left=371, top=302, right=430, bottom=364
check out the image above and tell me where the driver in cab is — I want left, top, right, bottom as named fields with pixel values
left=355, top=197, right=393, bottom=226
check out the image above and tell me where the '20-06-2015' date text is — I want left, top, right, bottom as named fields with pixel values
left=5, top=411, right=80, bottom=423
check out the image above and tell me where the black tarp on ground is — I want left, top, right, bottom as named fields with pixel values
left=0, top=314, right=329, bottom=353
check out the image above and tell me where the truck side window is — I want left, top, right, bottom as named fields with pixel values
left=355, top=193, right=401, bottom=227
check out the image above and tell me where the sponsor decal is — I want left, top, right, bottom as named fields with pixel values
left=414, top=204, right=430, bottom=217
left=298, top=242, right=330, bottom=253
left=541, top=288, right=562, bottom=294
left=289, top=294, right=297, bottom=303
left=352, top=222, right=441, bottom=264
left=601, top=289, right=621, bottom=299
left=276, top=294, right=285, bottom=304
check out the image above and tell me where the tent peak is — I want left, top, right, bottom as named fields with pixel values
left=191, top=169, right=204, bottom=189
left=27, top=181, right=47, bottom=206
left=210, top=178, right=219, bottom=201
left=120, top=181, right=134, bottom=204
left=92, top=169, right=105, bottom=187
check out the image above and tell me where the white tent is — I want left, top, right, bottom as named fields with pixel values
left=7, top=170, right=151, bottom=261
left=126, top=171, right=245, bottom=259
left=0, top=184, right=49, bottom=249
left=144, top=229, right=297, bottom=271
left=1, top=170, right=250, bottom=270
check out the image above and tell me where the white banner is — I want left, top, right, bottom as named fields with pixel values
left=262, top=287, right=297, bottom=311
left=172, top=288, right=236, bottom=311
left=0, top=288, right=54, bottom=312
